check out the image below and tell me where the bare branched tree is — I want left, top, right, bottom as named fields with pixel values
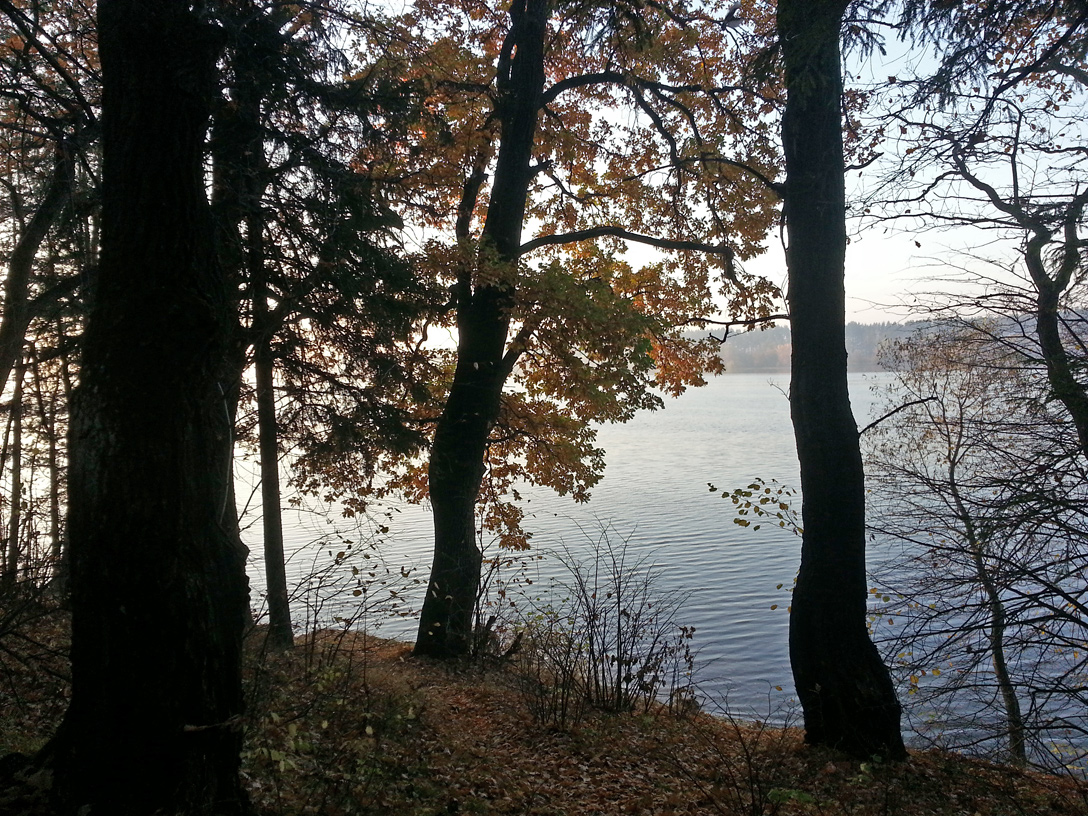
left=866, top=322, right=1088, bottom=772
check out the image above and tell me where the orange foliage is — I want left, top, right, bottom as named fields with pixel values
left=305, top=1, right=789, bottom=543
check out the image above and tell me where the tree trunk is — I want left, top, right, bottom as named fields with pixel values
left=973, top=541, right=1027, bottom=764
left=253, top=245, right=293, bottom=650
left=948, top=472, right=1027, bottom=765
left=778, top=0, right=905, bottom=760
left=30, top=348, right=66, bottom=590
left=234, top=52, right=292, bottom=648
left=217, top=345, right=251, bottom=630
left=0, top=142, right=74, bottom=398
left=208, top=11, right=287, bottom=644
left=415, top=0, right=548, bottom=658
left=49, top=318, right=74, bottom=594
left=1025, top=234, right=1088, bottom=461
left=3, top=354, right=24, bottom=587
left=45, top=2, right=249, bottom=812
left=417, top=357, right=504, bottom=658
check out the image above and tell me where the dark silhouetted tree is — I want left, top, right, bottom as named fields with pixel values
left=45, top=1, right=249, bottom=812
left=777, top=0, right=905, bottom=759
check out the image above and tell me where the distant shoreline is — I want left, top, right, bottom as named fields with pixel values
left=656, top=366, right=889, bottom=376
left=717, top=366, right=887, bottom=374
left=698, top=321, right=913, bottom=373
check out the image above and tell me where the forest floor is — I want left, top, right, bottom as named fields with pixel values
left=2, top=617, right=1087, bottom=815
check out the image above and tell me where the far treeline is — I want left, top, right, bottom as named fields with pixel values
left=709, top=322, right=914, bottom=372
left=2, top=0, right=1088, bottom=813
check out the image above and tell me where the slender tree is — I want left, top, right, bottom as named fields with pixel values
left=867, top=322, right=1088, bottom=769
left=44, top=1, right=249, bottom=812
left=0, top=0, right=99, bottom=592
left=2, top=352, right=23, bottom=586
left=0, top=143, right=76, bottom=397
left=210, top=0, right=433, bottom=648
left=777, top=0, right=905, bottom=759
left=866, top=328, right=1033, bottom=765
left=213, top=0, right=294, bottom=651
left=29, top=340, right=66, bottom=584
left=0, top=0, right=98, bottom=397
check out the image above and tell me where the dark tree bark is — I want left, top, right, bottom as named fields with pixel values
left=30, top=347, right=66, bottom=587
left=252, top=214, right=293, bottom=651
left=210, top=5, right=293, bottom=648
left=1024, top=215, right=1088, bottom=461
left=414, top=0, right=548, bottom=658
left=3, top=354, right=24, bottom=586
left=210, top=71, right=258, bottom=635
left=0, top=141, right=74, bottom=398
left=45, top=1, right=250, bottom=812
left=778, top=0, right=906, bottom=759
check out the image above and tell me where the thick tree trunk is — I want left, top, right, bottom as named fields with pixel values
left=778, top=0, right=905, bottom=760
left=418, top=344, right=510, bottom=657
left=46, top=2, right=249, bottom=813
left=415, top=0, right=547, bottom=658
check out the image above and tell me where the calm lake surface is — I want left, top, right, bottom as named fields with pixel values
left=244, top=372, right=893, bottom=718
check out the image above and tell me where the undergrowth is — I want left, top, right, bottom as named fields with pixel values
left=242, top=631, right=429, bottom=815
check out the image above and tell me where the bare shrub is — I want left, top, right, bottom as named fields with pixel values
left=509, top=524, right=699, bottom=725
left=663, top=693, right=808, bottom=816
left=513, top=606, right=589, bottom=728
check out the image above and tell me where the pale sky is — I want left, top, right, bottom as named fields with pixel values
left=741, top=230, right=931, bottom=325
left=741, top=224, right=1028, bottom=326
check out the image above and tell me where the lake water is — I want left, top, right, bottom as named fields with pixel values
left=242, top=369, right=1088, bottom=771
left=244, top=371, right=892, bottom=718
